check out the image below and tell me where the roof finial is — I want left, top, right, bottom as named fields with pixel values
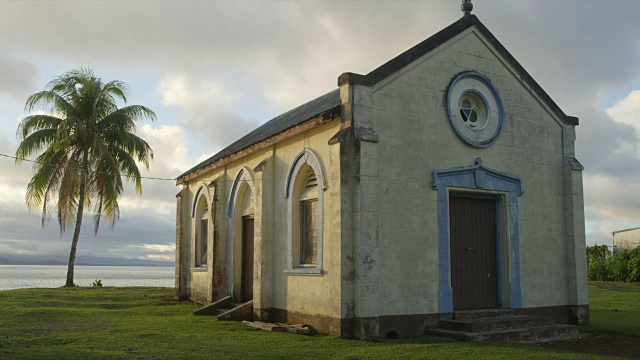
left=461, top=0, right=473, bottom=17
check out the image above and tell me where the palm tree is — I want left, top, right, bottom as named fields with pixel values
left=15, top=68, right=156, bottom=287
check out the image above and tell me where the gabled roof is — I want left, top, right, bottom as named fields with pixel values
left=177, top=89, right=340, bottom=181
left=339, top=15, right=578, bottom=127
left=178, top=14, right=578, bottom=182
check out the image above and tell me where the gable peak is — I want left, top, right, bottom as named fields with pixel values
left=461, top=0, right=473, bottom=17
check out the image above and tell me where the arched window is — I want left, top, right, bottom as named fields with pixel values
left=198, top=209, right=208, bottom=266
left=192, top=185, right=210, bottom=268
left=285, top=149, right=326, bottom=274
left=298, top=169, right=318, bottom=266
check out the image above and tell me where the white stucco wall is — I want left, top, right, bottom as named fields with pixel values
left=178, top=23, right=587, bottom=334
left=181, top=119, right=342, bottom=323
left=368, top=28, right=584, bottom=315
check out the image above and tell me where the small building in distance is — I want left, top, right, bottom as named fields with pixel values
left=174, top=7, right=589, bottom=339
left=612, top=228, right=640, bottom=252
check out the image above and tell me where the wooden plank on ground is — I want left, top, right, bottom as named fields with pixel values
left=242, top=321, right=286, bottom=332
left=284, top=326, right=312, bottom=335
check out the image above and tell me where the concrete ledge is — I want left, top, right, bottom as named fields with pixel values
left=283, top=268, right=323, bottom=276
left=260, top=305, right=587, bottom=339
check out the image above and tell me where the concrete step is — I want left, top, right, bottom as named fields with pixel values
left=213, top=308, right=231, bottom=316
left=427, top=324, right=580, bottom=343
left=452, top=309, right=516, bottom=320
left=441, top=315, right=553, bottom=332
left=193, top=296, right=231, bottom=316
left=216, top=300, right=253, bottom=321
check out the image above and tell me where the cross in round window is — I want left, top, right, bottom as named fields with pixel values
left=459, top=92, right=487, bottom=130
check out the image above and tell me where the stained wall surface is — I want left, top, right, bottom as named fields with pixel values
left=178, top=119, right=343, bottom=331
left=366, top=28, right=585, bottom=316
left=176, top=22, right=587, bottom=337
left=613, top=228, right=640, bottom=251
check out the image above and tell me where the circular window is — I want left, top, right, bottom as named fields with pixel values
left=459, top=92, right=488, bottom=130
left=446, top=72, right=504, bottom=147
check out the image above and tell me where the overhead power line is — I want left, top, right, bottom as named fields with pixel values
left=2, top=153, right=337, bottom=185
left=0, top=153, right=176, bottom=181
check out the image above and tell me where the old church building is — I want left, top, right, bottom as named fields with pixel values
left=175, top=5, right=588, bottom=340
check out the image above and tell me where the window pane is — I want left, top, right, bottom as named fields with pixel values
left=200, top=219, right=208, bottom=266
left=300, top=200, right=318, bottom=265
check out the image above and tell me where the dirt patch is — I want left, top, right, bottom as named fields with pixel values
left=540, top=333, right=640, bottom=359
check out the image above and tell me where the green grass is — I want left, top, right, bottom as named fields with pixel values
left=0, top=285, right=632, bottom=360
left=583, top=281, right=640, bottom=336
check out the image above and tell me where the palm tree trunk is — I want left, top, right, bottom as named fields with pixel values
left=65, top=151, right=89, bottom=287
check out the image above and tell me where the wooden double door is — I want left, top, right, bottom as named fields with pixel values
left=449, top=195, right=499, bottom=310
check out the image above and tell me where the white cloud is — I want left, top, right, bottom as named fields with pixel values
left=156, top=73, right=258, bottom=147
left=137, top=243, right=175, bottom=253
left=137, top=123, right=189, bottom=175
left=3, top=1, right=640, bottom=259
left=0, top=182, right=25, bottom=205
left=607, top=90, right=640, bottom=126
left=159, top=74, right=237, bottom=110
left=606, top=91, right=640, bottom=157
left=141, top=254, right=174, bottom=261
left=0, top=243, right=30, bottom=255
left=0, top=56, right=39, bottom=102
left=117, top=124, right=186, bottom=214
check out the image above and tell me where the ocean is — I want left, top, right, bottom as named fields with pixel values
left=0, top=265, right=175, bottom=291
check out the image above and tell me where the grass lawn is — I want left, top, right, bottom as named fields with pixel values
left=583, top=281, right=640, bottom=337
left=0, top=283, right=636, bottom=360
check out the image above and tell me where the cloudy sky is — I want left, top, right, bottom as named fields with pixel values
left=0, top=1, right=638, bottom=262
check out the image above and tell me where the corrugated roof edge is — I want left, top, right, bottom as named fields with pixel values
left=176, top=88, right=341, bottom=181
left=338, top=14, right=579, bottom=127
left=612, top=227, right=640, bottom=236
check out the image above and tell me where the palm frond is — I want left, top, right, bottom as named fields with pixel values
left=24, top=91, right=79, bottom=119
left=56, top=151, right=82, bottom=233
left=16, top=114, right=63, bottom=140
left=98, top=105, right=156, bottom=133
left=109, top=132, right=154, bottom=167
left=17, top=67, right=155, bottom=236
left=100, top=80, right=128, bottom=104
left=15, top=129, right=59, bottom=162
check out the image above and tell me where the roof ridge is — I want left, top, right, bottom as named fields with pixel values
left=177, top=89, right=340, bottom=180
left=179, top=14, right=579, bottom=181
left=338, top=15, right=577, bottom=126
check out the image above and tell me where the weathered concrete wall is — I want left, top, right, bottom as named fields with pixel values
left=190, top=270, right=209, bottom=304
left=365, top=27, right=585, bottom=325
left=267, top=121, right=342, bottom=329
left=178, top=22, right=587, bottom=337
left=179, top=118, right=343, bottom=333
left=613, top=228, right=640, bottom=251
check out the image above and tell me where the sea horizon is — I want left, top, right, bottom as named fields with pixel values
left=0, top=265, right=175, bottom=291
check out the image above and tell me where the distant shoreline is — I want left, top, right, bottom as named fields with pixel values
left=0, top=263, right=174, bottom=267
left=0, top=256, right=174, bottom=267
left=0, top=265, right=175, bottom=291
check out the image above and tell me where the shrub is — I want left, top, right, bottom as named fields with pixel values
left=587, top=244, right=640, bottom=282
left=91, top=279, right=103, bottom=287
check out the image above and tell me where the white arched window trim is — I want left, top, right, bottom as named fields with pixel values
left=192, top=185, right=211, bottom=219
left=228, top=167, right=256, bottom=217
left=192, top=185, right=211, bottom=268
left=284, top=148, right=326, bottom=276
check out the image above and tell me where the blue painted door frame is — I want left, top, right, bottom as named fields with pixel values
left=432, top=158, right=523, bottom=313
